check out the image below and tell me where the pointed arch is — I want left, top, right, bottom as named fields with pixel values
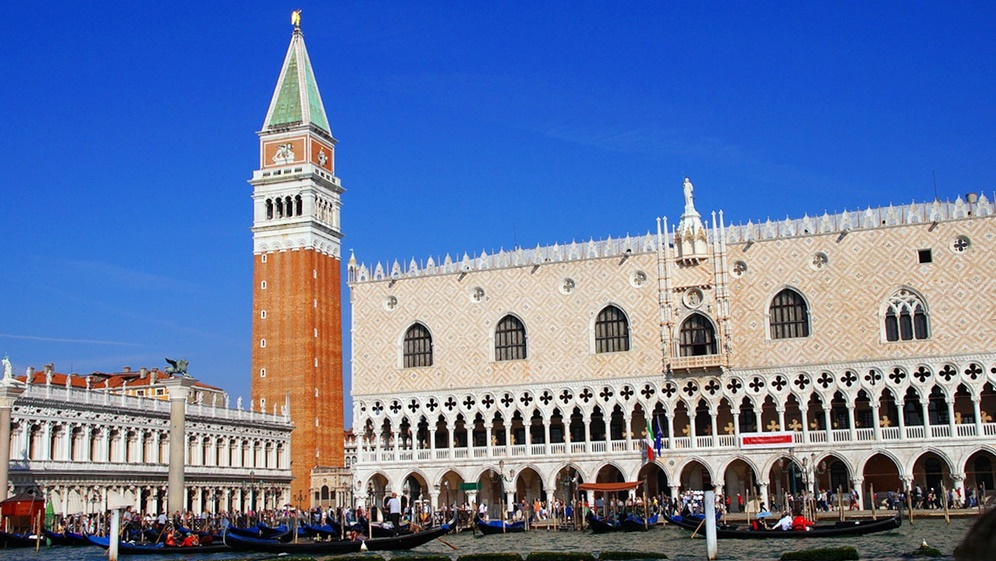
left=767, top=287, right=811, bottom=339
left=882, top=287, right=929, bottom=342
left=495, top=314, right=527, bottom=361
left=401, top=322, right=433, bottom=368
left=594, top=304, right=630, bottom=353
left=678, top=312, right=718, bottom=356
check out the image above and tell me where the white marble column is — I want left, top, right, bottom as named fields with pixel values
left=0, top=382, right=25, bottom=499
left=974, top=398, right=984, bottom=437
left=710, top=407, right=719, bottom=447
left=162, top=377, right=196, bottom=515
left=583, top=414, right=592, bottom=453
left=851, top=477, right=864, bottom=509
left=946, top=399, right=956, bottom=437
left=871, top=404, right=881, bottom=440
left=799, top=408, right=809, bottom=443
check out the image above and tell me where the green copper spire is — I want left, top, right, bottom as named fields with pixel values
left=263, top=26, right=331, bottom=134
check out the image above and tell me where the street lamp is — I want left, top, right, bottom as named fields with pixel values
left=496, top=460, right=514, bottom=483
left=367, top=482, right=375, bottom=521
left=560, top=471, right=577, bottom=522
left=495, top=460, right=515, bottom=522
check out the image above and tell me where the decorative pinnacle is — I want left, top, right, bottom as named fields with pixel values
left=291, top=9, right=301, bottom=29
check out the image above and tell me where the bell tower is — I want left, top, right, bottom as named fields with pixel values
left=250, top=14, right=344, bottom=501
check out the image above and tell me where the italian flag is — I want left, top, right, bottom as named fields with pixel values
left=645, top=420, right=655, bottom=462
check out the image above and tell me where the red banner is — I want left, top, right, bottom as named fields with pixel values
left=740, top=431, right=794, bottom=449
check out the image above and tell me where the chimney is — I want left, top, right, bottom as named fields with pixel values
left=966, top=192, right=979, bottom=204
left=140, top=367, right=148, bottom=379
left=150, top=370, right=157, bottom=385
left=123, top=366, right=132, bottom=373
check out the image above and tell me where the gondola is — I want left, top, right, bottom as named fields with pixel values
left=303, top=521, right=344, bottom=539
left=668, top=513, right=902, bottom=539
left=86, top=535, right=232, bottom=554
left=621, top=513, right=659, bottom=532
left=363, top=523, right=450, bottom=551
left=475, top=515, right=526, bottom=535
left=0, top=531, right=41, bottom=548
left=586, top=513, right=622, bottom=533
left=43, top=529, right=89, bottom=546
left=363, top=521, right=412, bottom=538
left=222, top=521, right=450, bottom=553
left=225, top=523, right=289, bottom=539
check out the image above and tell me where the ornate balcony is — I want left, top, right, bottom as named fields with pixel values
left=669, top=354, right=727, bottom=372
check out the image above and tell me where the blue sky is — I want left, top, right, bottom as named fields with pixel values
left=0, top=2, right=992, bottom=427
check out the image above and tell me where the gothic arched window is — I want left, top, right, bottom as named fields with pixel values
left=769, top=288, right=810, bottom=340
left=495, top=315, right=527, bottom=361
left=678, top=313, right=717, bottom=356
left=884, top=289, right=929, bottom=342
left=403, top=323, right=433, bottom=368
left=595, top=305, right=630, bottom=353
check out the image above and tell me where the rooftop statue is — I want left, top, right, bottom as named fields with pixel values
left=164, top=358, right=190, bottom=377
left=1, top=355, right=12, bottom=383
left=683, top=177, right=696, bottom=214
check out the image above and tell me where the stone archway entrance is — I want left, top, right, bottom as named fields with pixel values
left=861, top=453, right=901, bottom=510
left=723, top=459, right=757, bottom=513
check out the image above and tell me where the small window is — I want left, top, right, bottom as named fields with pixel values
left=769, top=288, right=810, bottom=340
left=261, top=254, right=268, bottom=263
left=156, top=388, right=165, bottom=396
left=260, top=369, right=266, bottom=378
left=679, top=314, right=717, bottom=356
left=261, top=280, right=268, bottom=289
left=260, top=310, right=267, bottom=319
left=403, top=323, right=433, bottom=368
left=495, top=315, right=527, bottom=361
left=952, top=236, right=971, bottom=253
left=260, top=339, right=267, bottom=348
left=917, top=249, right=932, bottom=264
left=884, top=289, right=929, bottom=342
left=137, top=390, right=145, bottom=396
left=595, top=305, right=630, bottom=353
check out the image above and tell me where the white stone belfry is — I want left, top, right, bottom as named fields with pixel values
left=675, top=177, right=709, bottom=261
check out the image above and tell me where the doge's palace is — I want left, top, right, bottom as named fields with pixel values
left=348, top=183, right=996, bottom=515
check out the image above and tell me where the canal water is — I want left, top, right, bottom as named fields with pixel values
left=2, top=517, right=976, bottom=561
